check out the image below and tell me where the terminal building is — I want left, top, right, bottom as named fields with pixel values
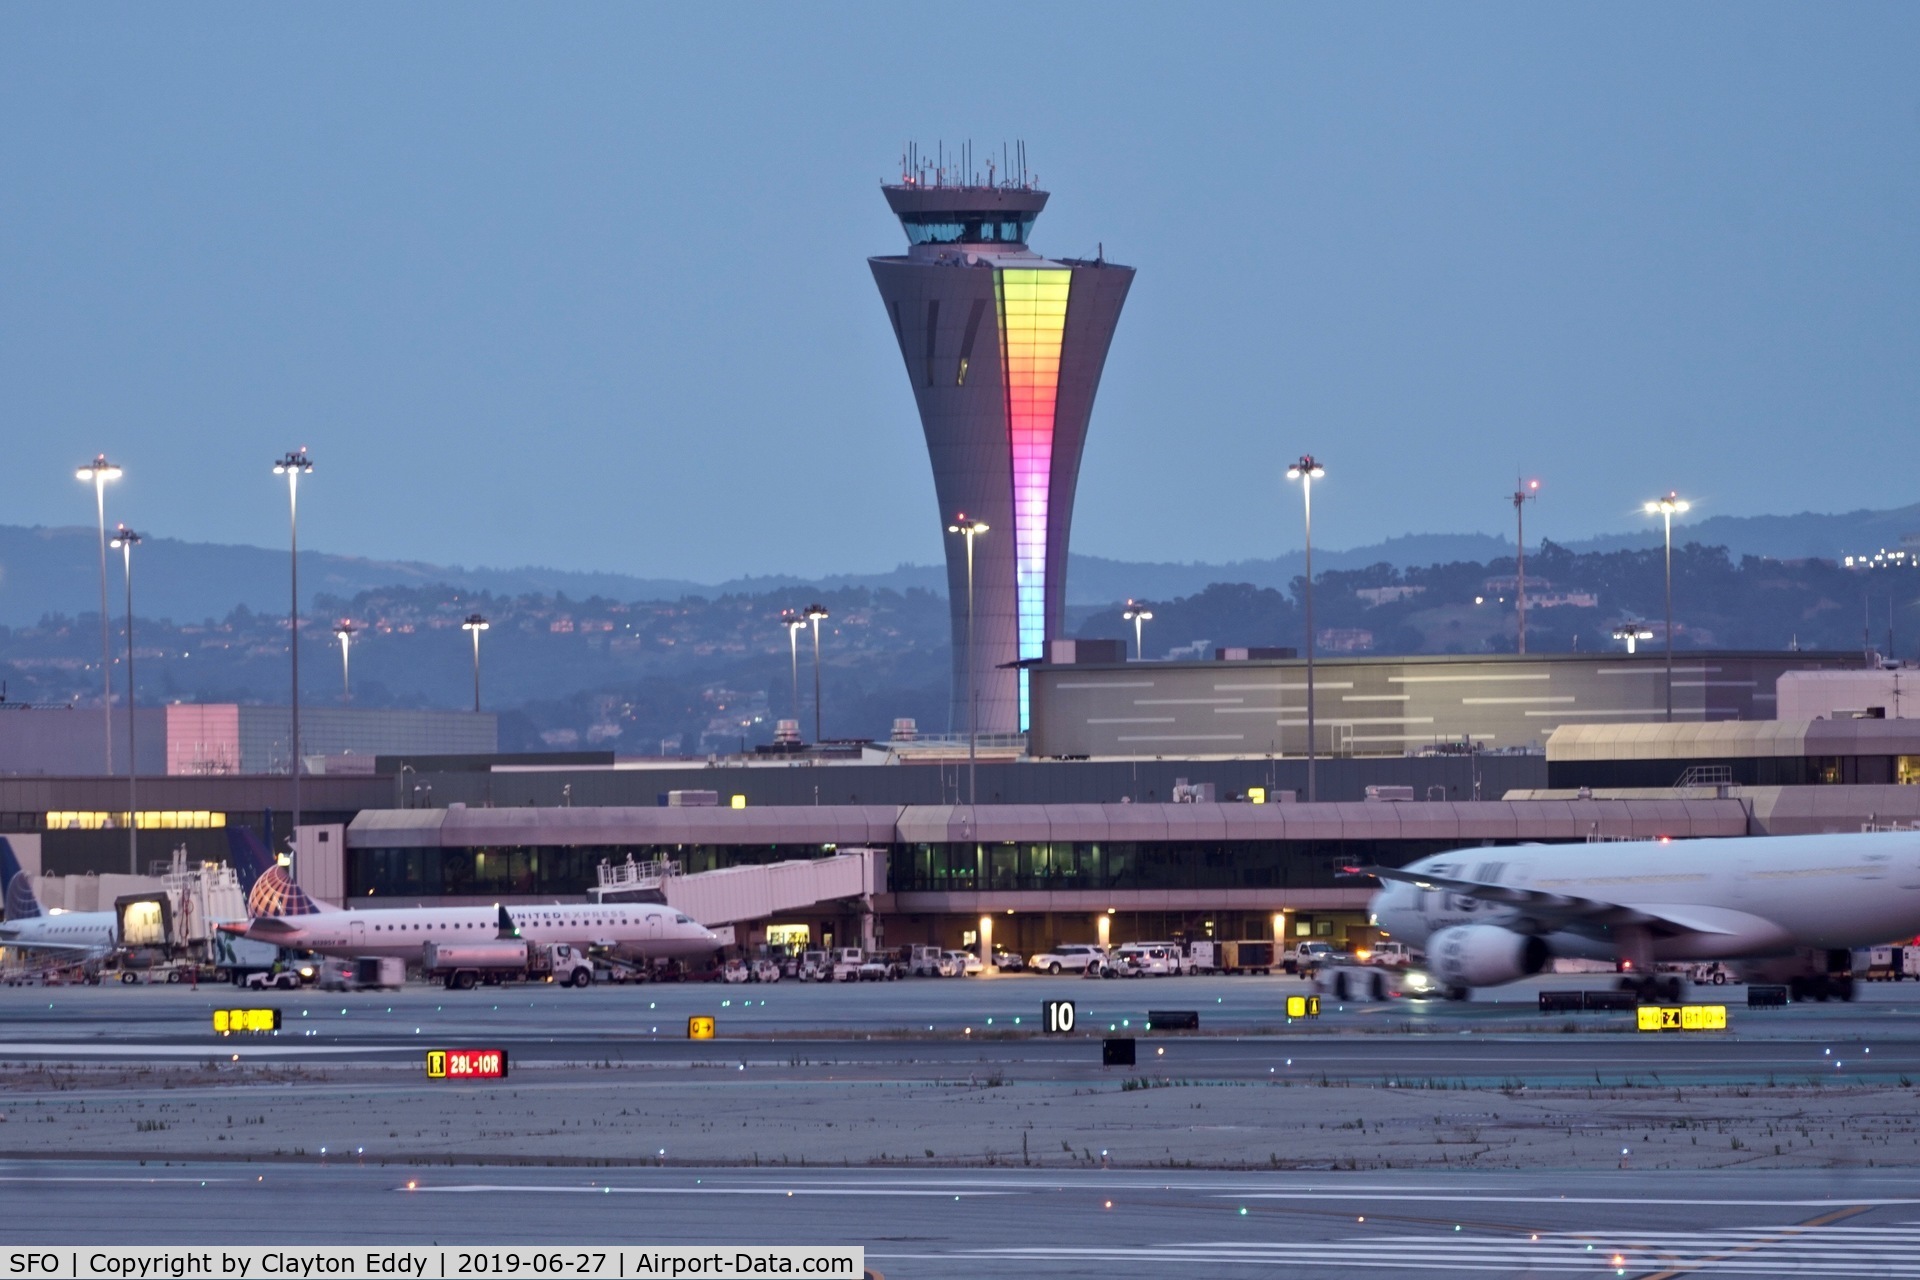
left=5, top=689, right=1917, bottom=959
left=1029, top=649, right=1859, bottom=758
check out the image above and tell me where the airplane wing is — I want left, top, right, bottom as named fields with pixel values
left=1362, top=865, right=1743, bottom=939
left=0, top=935, right=113, bottom=954
left=230, top=916, right=299, bottom=937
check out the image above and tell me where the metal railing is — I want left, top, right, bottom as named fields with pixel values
left=1674, top=764, right=1733, bottom=788
left=594, top=855, right=682, bottom=894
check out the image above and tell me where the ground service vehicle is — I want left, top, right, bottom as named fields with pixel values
left=1291, top=941, right=1347, bottom=972
left=1218, top=940, right=1277, bottom=975
left=993, top=950, right=1024, bottom=972
left=857, top=955, right=902, bottom=981
left=908, top=945, right=946, bottom=977
left=1114, top=943, right=1179, bottom=976
left=830, top=947, right=865, bottom=982
left=1184, top=940, right=1218, bottom=974
left=1029, top=943, right=1106, bottom=975
left=243, top=967, right=301, bottom=991
left=318, top=956, right=405, bottom=991
left=424, top=939, right=595, bottom=990
left=944, top=949, right=983, bottom=977
left=1365, top=941, right=1415, bottom=966
left=750, top=959, right=782, bottom=983
left=797, top=950, right=831, bottom=982
left=1856, top=946, right=1920, bottom=981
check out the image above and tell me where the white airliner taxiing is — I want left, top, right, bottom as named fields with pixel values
left=225, top=898, right=722, bottom=963
left=1368, top=830, right=1920, bottom=1002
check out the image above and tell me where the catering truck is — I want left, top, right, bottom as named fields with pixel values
left=423, top=939, right=596, bottom=990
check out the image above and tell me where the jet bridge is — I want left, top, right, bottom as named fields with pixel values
left=589, top=848, right=884, bottom=926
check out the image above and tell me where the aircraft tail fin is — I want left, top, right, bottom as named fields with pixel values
left=1, top=838, right=43, bottom=922
left=225, top=822, right=322, bottom=919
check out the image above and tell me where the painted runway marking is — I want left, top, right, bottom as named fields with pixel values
left=404, top=1184, right=1010, bottom=1197
left=1227, top=1192, right=1920, bottom=1207
left=900, top=1225, right=1920, bottom=1276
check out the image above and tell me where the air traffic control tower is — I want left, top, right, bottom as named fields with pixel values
left=870, top=163, right=1133, bottom=735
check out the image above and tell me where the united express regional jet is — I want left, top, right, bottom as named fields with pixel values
left=225, top=899, right=722, bottom=962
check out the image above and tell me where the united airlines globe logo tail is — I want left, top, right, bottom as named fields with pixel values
left=247, top=864, right=320, bottom=917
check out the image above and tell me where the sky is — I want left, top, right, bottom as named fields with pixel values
left=2, top=4, right=1915, bottom=584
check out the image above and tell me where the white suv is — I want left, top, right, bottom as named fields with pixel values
left=1116, top=942, right=1184, bottom=976
left=1028, top=944, right=1107, bottom=975
left=1114, top=943, right=1179, bottom=977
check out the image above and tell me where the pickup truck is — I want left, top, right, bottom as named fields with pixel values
left=1291, top=941, right=1349, bottom=973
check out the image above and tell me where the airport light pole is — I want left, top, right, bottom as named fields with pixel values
left=1286, top=455, right=1325, bottom=803
left=273, top=447, right=314, bottom=873
left=76, top=455, right=123, bottom=774
left=1643, top=492, right=1690, bottom=722
left=462, top=614, right=490, bottom=712
left=805, top=604, right=830, bottom=742
left=946, top=517, right=988, bottom=805
left=1511, top=478, right=1539, bottom=654
left=1122, top=601, right=1154, bottom=662
left=782, top=611, right=807, bottom=724
left=334, top=622, right=356, bottom=703
left=109, top=525, right=142, bottom=873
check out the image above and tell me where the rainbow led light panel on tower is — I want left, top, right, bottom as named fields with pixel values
left=995, top=267, right=1071, bottom=729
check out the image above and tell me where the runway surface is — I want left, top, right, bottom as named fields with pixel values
left=4, top=978, right=1918, bottom=1086
left=9, top=981, right=1920, bottom=1273
left=6, top=1160, right=1920, bottom=1278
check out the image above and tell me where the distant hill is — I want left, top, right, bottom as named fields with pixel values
left=1, top=502, right=1912, bottom=626
left=0, top=525, right=943, bottom=628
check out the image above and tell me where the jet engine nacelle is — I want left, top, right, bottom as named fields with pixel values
left=1427, top=925, right=1550, bottom=988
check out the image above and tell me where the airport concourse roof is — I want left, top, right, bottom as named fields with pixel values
left=350, top=799, right=1749, bottom=848
left=1547, top=718, right=1920, bottom=760
left=349, top=804, right=904, bottom=849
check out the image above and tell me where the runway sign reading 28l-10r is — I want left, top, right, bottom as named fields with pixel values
left=425, top=1048, right=509, bottom=1079
left=1045, top=1000, right=1076, bottom=1033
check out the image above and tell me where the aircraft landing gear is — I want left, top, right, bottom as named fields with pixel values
left=1789, top=973, right=1857, bottom=1003
left=1619, top=974, right=1683, bottom=1004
